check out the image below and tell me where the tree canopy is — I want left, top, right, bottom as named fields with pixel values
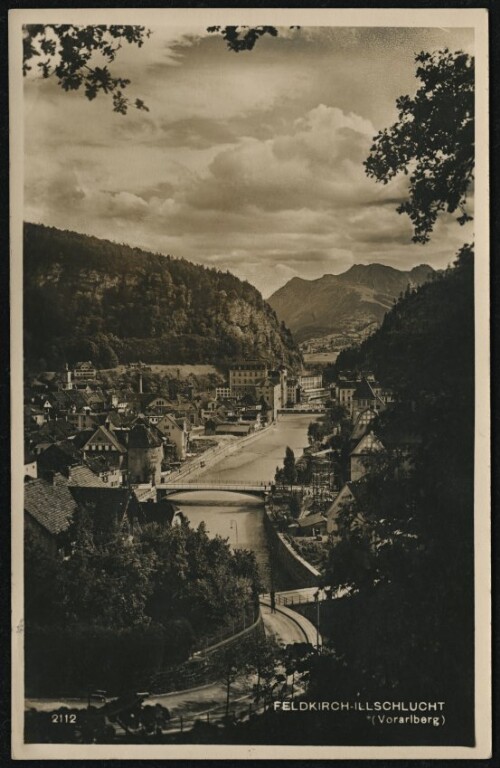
left=364, top=49, right=474, bottom=243
left=25, top=509, right=262, bottom=695
left=206, top=25, right=280, bottom=51
left=23, top=24, right=150, bottom=113
left=22, top=24, right=297, bottom=111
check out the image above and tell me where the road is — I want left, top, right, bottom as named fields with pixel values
left=27, top=601, right=319, bottom=719
left=260, top=599, right=319, bottom=646
left=262, top=585, right=351, bottom=608
left=261, top=604, right=309, bottom=645
left=26, top=678, right=253, bottom=716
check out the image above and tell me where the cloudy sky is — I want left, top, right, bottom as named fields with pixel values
left=24, top=24, right=474, bottom=296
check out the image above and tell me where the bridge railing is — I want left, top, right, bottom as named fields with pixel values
left=157, top=481, right=272, bottom=490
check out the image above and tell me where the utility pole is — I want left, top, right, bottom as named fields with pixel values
left=315, top=588, right=324, bottom=650
left=230, top=519, right=238, bottom=545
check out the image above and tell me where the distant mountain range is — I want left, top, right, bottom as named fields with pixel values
left=268, top=263, right=435, bottom=346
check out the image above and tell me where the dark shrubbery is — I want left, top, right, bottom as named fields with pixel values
left=25, top=513, right=261, bottom=696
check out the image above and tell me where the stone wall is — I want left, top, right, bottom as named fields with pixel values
left=264, top=509, right=321, bottom=589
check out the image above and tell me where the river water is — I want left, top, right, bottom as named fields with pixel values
left=169, top=414, right=314, bottom=589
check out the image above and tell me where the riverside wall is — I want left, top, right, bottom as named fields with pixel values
left=263, top=508, right=321, bottom=589
left=164, top=422, right=276, bottom=484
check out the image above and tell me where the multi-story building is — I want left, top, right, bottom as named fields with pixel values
left=299, top=373, right=323, bottom=391
left=73, top=361, right=97, bottom=380
left=215, top=386, right=232, bottom=400
left=286, top=377, right=300, bottom=405
left=255, top=377, right=281, bottom=421
left=156, top=413, right=190, bottom=460
left=335, top=380, right=358, bottom=411
left=229, top=361, right=268, bottom=398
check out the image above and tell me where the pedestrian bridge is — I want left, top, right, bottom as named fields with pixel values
left=157, top=481, right=273, bottom=499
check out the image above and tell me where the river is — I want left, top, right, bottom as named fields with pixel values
left=169, top=414, right=315, bottom=589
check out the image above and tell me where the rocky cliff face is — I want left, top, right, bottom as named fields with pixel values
left=23, top=223, right=301, bottom=370
left=268, top=263, right=434, bottom=344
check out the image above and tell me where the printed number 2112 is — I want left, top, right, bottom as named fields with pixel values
left=51, top=714, right=77, bottom=723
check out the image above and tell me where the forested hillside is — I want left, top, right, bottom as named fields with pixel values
left=317, top=246, right=475, bottom=737
left=333, top=249, right=473, bottom=399
left=23, top=223, right=301, bottom=370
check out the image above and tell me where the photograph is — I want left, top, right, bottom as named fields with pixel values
left=10, top=7, right=490, bottom=760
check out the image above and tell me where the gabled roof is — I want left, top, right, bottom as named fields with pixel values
left=66, top=465, right=107, bottom=488
left=350, top=431, right=384, bottom=456
left=24, top=476, right=78, bottom=535
left=83, top=425, right=127, bottom=454
left=353, top=378, right=377, bottom=400
left=71, top=429, right=95, bottom=450
left=93, top=411, right=125, bottom=428
left=49, top=390, right=90, bottom=410
left=84, top=453, right=123, bottom=474
left=297, top=512, right=326, bottom=529
left=215, top=422, right=252, bottom=435
left=350, top=409, right=377, bottom=442
left=156, top=413, right=183, bottom=432
left=29, top=420, right=76, bottom=444
left=37, top=442, right=83, bottom=475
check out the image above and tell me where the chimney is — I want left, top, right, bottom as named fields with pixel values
left=138, top=372, right=143, bottom=394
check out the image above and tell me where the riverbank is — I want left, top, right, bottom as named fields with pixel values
left=264, top=507, right=321, bottom=589
left=165, top=422, right=276, bottom=484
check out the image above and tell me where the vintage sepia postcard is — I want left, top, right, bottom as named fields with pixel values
left=10, top=6, right=491, bottom=760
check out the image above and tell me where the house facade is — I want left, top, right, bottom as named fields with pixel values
left=255, top=378, right=281, bottom=421
left=350, top=431, right=384, bottom=482
left=73, top=361, right=97, bottom=380
left=127, top=422, right=164, bottom=485
left=326, top=482, right=362, bottom=536
left=81, top=425, right=127, bottom=468
left=156, top=413, right=189, bottom=460
left=229, top=361, right=268, bottom=398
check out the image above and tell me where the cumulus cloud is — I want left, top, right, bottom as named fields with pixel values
left=23, top=24, right=475, bottom=296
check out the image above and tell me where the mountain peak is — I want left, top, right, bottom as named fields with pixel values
left=268, top=262, right=434, bottom=346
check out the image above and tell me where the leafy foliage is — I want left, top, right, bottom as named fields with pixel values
left=364, top=50, right=474, bottom=243
left=23, top=223, right=301, bottom=370
left=23, top=24, right=150, bottom=113
left=25, top=511, right=261, bottom=695
left=320, top=248, right=474, bottom=712
left=207, top=25, right=281, bottom=52
left=282, top=446, right=297, bottom=490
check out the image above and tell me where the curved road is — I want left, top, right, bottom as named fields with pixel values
left=27, top=603, right=319, bottom=719
left=260, top=600, right=319, bottom=646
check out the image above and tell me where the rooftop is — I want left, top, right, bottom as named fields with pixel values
left=24, top=476, right=78, bottom=535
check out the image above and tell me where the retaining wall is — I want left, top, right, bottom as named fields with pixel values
left=263, top=509, right=321, bottom=589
